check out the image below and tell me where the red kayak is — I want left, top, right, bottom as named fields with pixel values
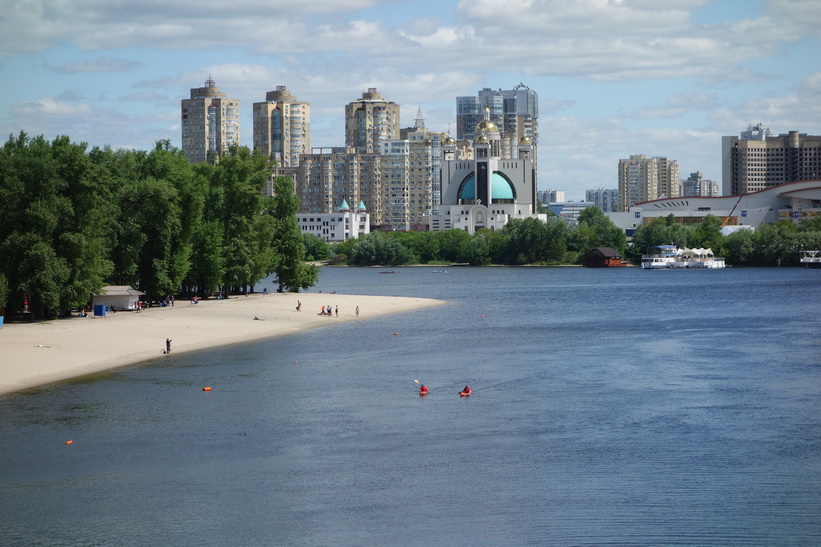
left=459, top=391, right=471, bottom=397
left=419, top=390, right=429, bottom=396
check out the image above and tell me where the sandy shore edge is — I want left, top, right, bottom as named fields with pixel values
left=0, top=292, right=445, bottom=396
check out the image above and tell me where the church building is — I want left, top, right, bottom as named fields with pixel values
left=430, top=107, right=545, bottom=233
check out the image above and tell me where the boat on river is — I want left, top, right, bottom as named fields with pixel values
left=641, top=245, right=725, bottom=269
left=800, top=250, right=821, bottom=268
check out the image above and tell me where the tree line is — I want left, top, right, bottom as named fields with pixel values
left=0, top=133, right=317, bottom=320
left=304, top=209, right=821, bottom=268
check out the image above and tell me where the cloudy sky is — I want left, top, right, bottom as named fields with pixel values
left=1, top=0, right=820, bottom=200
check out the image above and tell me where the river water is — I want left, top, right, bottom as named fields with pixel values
left=1, top=266, right=820, bottom=546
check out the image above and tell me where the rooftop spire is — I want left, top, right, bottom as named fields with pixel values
left=414, top=106, right=426, bottom=129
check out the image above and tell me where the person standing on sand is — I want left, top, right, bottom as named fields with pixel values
left=355, top=306, right=359, bottom=318
left=335, top=305, right=338, bottom=317
left=296, top=300, right=301, bottom=311
left=165, top=338, right=172, bottom=354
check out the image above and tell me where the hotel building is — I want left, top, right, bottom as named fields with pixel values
left=722, top=125, right=821, bottom=195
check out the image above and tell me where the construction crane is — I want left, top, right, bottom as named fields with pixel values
left=721, top=193, right=745, bottom=228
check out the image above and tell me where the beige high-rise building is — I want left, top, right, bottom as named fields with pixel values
left=618, top=155, right=680, bottom=211
left=181, top=77, right=240, bottom=163
left=345, top=88, right=400, bottom=154
left=253, top=86, right=310, bottom=167
left=295, top=148, right=384, bottom=226
left=721, top=125, right=821, bottom=195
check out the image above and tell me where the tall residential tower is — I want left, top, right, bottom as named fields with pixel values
left=181, top=77, right=240, bottom=163
left=344, top=88, right=400, bottom=154
left=252, top=86, right=310, bottom=167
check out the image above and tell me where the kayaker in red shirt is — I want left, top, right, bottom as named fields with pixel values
left=419, top=385, right=429, bottom=395
left=462, top=385, right=471, bottom=395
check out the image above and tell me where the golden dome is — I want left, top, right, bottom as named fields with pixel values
left=444, top=136, right=456, bottom=145
left=476, top=119, right=498, bottom=133
left=519, top=136, right=532, bottom=144
left=475, top=134, right=490, bottom=144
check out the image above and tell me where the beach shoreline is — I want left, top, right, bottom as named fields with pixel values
left=0, top=292, right=446, bottom=396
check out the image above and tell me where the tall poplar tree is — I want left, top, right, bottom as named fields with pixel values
left=269, top=176, right=317, bottom=292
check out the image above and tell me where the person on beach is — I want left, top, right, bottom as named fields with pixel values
left=165, top=338, right=172, bottom=353
left=335, top=305, right=338, bottom=317
left=296, top=300, right=301, bottom=312
left=355, top=306, right=360, bottom=318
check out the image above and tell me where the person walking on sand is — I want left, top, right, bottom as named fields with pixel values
left=355, top=306, right=360, bottom=318
left=296, top=300, right=301, bottom=312
left=335, top=305, right=338, bottom=318
left=165, top=338, right=172, bottom=354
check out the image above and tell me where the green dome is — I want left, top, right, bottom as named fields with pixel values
left=458, top=172, right=515, bottom=201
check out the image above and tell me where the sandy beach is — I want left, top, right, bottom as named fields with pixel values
left=0, top=292, right=445, bottom=396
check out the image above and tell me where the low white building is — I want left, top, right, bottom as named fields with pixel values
left=607, top=179, right=821, bottom=235
left=91, top=286, right=144, bottom=311
left=298, top=200, right=370, bottom=242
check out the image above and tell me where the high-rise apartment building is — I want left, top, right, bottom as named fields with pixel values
left=252, top=86, right=310, bottom=167
left=181, top=77, right=240, bottom=163
left=682, top=172, right=718, bottom=197
left=344, top=88, right=400, bottom=154
left=618, top=155, right=680, bottom=211
left=721, top=125, right=821, bottom=195
left=456, top=84, right=538, bottom=162
left=295, top=148, right=384, bottom=226
left=585, top=188, right=620, bottom=212
left=399, top=108, right=444, bottom=231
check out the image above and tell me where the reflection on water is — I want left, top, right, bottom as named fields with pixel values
left=1, top=267, right=820, bottom=546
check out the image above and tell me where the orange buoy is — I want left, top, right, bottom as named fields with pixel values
left=393, top=332, right=399, bottom=336
left=202, top=386, right=212, bottom=391
left=65, top=440, right=73, bottom=445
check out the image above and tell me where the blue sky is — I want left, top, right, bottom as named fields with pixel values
left=1, top=0, right=819, bottom=200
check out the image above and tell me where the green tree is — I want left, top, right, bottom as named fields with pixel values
left=575, top=207, right=627, bottom=254
left=303, top=233, right=331, bottom=262
left=691, top=214, right=725, bottom=252
left=435, top=229, right=472, bottom=263
left=269, top=176, right=317, bottom=292
left=207, top=147, right=276, bottom=294
left=349, top=232, right=411, bottom=266
left=0, top=133, right=113, bottom=319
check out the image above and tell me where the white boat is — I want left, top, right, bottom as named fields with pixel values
left=800, top=250, right=821, bottom=268
left=641, top=245, right=726, bottom=269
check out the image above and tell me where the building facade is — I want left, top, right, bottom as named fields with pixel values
left=295, top=148, right=384, bottom=226
left=430, top=108, right=544, bottom=234
left=607, top=179, right=821, bottom=235
left=344, top=88, right=400, bottom=154
left=585, top=188, right=620, bottom=212
left=721, top=125, right=821, bottom=195
left=456, top=84, right=539, bottom=170
left=399, top=109, right=445, bottom=231
left=682, top=172, right=718, bottom=197
left=297, top=200, right=370, bottom=242
left=252, top=86, right=310, bottom=167
left=181, top=77, right=240, bottom=163
left=618, top=155, right=680, bottom=211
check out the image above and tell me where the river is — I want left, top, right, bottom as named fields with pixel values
left=1, top=266, right=819, bottom=546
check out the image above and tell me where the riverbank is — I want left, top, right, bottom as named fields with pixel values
left=0, top=292, right=445, bottom=396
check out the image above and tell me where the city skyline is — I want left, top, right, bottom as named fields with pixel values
left=1, top=0, right=820, bottom=200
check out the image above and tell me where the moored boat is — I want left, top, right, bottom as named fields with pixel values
left=800, top=250, right=821, bottom=268
left=641, top=245, right=725, bottom=269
